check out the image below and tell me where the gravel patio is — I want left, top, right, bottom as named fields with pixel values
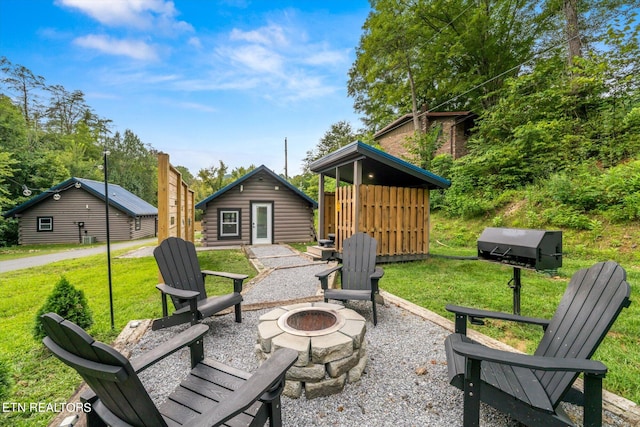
left=52, top=244, right=636, bottom=427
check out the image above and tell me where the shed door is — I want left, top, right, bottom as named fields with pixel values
left=251, top=202, right=272, bottom=244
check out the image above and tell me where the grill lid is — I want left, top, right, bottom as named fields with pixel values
left=477, top=227, right=562, bottom=270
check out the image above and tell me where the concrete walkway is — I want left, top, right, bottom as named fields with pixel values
left=0, top=238, right=158, bottom=273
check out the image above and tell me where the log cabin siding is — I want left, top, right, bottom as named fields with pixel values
left=16, top=187, right=156, bottom=245
left=200, top=170, right=315, bottom=246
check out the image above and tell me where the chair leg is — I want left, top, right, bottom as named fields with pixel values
left=261, top=379, right=285, bottom=427
left=463, top=358, right=481, bottom=427
left=583, top=373, right=603, bottom=427
left=371, top=295, right=377, bottom=326
left=234, top=303, right=242, bottom=323
left=189, top=337, right=205, bottom=369
left=266, top=395, right=283, bottom=427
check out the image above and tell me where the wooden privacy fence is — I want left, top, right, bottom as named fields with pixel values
left=157, top=153, right=195, bottom=243
left=334, top=184, right=429, bottom=258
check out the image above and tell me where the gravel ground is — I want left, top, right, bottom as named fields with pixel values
left=127, top=245, right=630, bottom=427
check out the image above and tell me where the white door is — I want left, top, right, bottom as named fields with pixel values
left=252, top=202, right=272, bottom=244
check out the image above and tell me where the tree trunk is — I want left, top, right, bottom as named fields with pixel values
left=564, top=0, right=582, bottom=67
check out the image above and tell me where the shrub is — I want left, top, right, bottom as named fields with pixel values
left=0, top=358, right=12, bottom=401
left=33, top=276, right=93, bottom=340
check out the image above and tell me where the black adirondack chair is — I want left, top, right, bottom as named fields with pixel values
left=153, top=237, right=248, bottom=330
left=444, top=261, right=631, bottom=427
left=41, top=312, right=297, bottom=427
left=316, top=232, right=384, bottom=325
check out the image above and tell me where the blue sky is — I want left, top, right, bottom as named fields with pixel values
left=0, top=0, right=371, bottom=176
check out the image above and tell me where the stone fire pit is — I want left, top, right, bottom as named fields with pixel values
left=256, top=302, right=367, bottom=399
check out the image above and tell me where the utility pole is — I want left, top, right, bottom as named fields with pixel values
left=284, top=137, right=288, bottom=180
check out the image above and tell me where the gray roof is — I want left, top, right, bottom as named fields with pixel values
left=3, top=177, right=157, bottom=218
left=196, top=165, right=317, bottom=209
left=309, top=140, right=450, bottom=189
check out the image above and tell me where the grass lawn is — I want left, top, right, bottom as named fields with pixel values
left=0, top=247, right=255, bottom=427
left=0, top=224, right=638, bottom=426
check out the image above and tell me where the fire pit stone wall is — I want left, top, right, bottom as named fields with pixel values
left=256, top=302, right=367, bottom=399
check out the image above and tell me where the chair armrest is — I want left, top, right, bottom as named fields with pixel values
left=316, top=265, right=342, bottom=290
left=201, top=270, right=249, bottom=281
left=201, top=270, right=248, bottom=293
left=370, top=267, right=384, bottom=292
left=156, top=284, right=199, bottom=300
left=446, top=304, right=550, bottom=334
left=130, top=324, right=209, bottom=373
left=315, top=264, right=342, bottom=279
left=183, top=348, right=298, bottom=427
left=449, top=334, right=607, bottom=375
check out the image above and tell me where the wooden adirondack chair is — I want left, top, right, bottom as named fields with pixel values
left=444, top=261, right=632, bottom=427
left=153, top=237, right=248, bottom=330
left=316, top=232, right=384, bottom=325
left=41, top=312, right=297, bottom=427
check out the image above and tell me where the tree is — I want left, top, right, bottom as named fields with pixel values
left=0, top=56, right=45, bottom=127
left=302, top=121, right=360, bottom=173
left=349, top=0, right=550, bottom=130
left=107, top=130, right=158, bottom=204
left=197, top=160, right=229, bottom=197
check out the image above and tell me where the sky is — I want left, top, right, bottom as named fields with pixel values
left=0, top=0, right=371, bottom=176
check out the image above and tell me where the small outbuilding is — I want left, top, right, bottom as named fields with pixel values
left=196, top=165, right=317, bottom=246
left=309, top=141, right=450, bottom=262
left=3, top=177, right=158, bottom=245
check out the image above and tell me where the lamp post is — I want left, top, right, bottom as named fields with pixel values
left=103, top=150, right=114, bottom=330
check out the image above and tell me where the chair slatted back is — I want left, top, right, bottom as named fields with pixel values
left=154, top=237, right=207, bottom=309
left=341, top=233, right=378, bottom=291
left=534, top=261, right=631, bottom=406
left=42, top=313, right=167, bottom=427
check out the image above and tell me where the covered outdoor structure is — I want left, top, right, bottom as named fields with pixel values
left=310, top=141, right=450, bottom=262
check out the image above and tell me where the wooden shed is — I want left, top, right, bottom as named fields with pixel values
left=196, top=165, right=317, bottom=246
left=309, top=141, right=450, bottom=262
left=3, top=177, right=158, bottom=245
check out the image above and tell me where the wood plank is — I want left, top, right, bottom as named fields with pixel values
left=403, top=188, right=410, bottom=253
left=374, top=185, right=383, bottom=251
left=396, top=187, right=403, bottom=254
left=381, top=186, right=390, bottom=256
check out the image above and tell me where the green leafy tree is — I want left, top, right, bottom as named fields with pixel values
left=403, top=123, right=443, bottom=170
left=302, top=121, right=360, bottom=173
left=197, top=160, right=229, bottom=197
left=349, top=0, right=549, bottom=130
left=107, top=130, right=158, bottom=204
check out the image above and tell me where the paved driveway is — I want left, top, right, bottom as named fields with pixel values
left=0, top=238, right=158, bottom=273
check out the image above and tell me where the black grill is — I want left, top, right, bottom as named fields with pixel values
left=477, top=227, right=562, bottom=270
left=477, top=227, right=562, bottom=314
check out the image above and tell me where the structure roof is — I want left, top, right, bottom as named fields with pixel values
left=309, top=141, right=450, bottom=189
left=3, top=177, right=157, bottom=218
left=195, top=165, right=317, bottom=209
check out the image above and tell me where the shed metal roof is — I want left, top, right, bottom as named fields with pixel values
left=3, top=177, right=157, bottom=218
left=309, top=141, right=450, bottom=189
left=195, top=165, right=317, bottom=209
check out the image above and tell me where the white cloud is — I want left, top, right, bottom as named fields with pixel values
left=74, top=35, right=159, bottom=61
left=230, top=24, right=288, bottom=47
left=56, top=0, right=193, bottom=33
left=227, top=45, right=284, bottom=74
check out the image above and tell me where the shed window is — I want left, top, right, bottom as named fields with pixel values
left=135, top=217, right=141, bottom=230
left=219, top=209, right=241, bottom=239
left=38, top=217, right=53, bottom=232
